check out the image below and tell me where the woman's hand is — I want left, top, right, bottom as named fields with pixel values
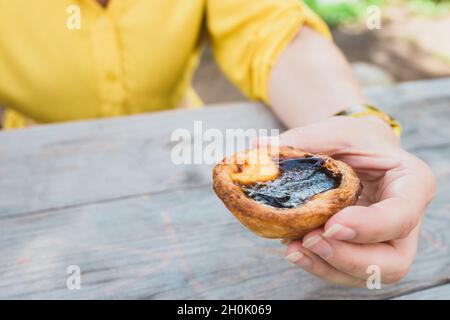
left=275, top=116, right=436, bottom=287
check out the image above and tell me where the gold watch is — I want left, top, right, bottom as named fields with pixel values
left=335, top=104, right=401, bottom=138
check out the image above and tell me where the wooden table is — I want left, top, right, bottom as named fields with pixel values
left=0, top=78, right=449, bottom=300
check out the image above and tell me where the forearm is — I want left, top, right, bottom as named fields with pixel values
left=268, top=27, right=366, bottom=128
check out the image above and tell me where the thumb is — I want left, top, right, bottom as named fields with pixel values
left=278, top=117, right=356, bottom=155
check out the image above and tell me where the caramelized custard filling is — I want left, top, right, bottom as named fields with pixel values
left=241, top=157, right=341, bottom=208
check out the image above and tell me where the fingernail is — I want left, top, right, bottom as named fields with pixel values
left=322, top=224, right=357, bottom=240
left=285, top=251, right=312, bottom=268
left=303, top=235, right=333, bottom=259
left=285, top=251, right=303, bottom=263
left=302, top=235, right=322, bottom=248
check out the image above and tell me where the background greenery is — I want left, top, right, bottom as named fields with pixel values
left=304, top=0, right=450, bottom=27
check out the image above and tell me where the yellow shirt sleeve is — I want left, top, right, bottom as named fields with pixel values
left=206, top=0, right=331, bottom=104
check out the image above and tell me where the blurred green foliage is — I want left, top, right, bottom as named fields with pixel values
left=304, top=0, right=386, bottom=27
left=407, top=0, right=450, bottom=16
left=304, top=0, right=450, bottom=27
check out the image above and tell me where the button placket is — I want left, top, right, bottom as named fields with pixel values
left=90, top=14, right=126, bottom=116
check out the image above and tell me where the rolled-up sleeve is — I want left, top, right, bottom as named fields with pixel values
left=206, top=0, right=331, bottom=103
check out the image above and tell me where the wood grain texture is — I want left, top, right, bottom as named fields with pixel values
left=393, top=284, right=450, bottom=300
left=0, top=103, right=283, bottom=216
left=0, top=78, right=449, bottom=299
left=0, top=175, right=448, bottom=299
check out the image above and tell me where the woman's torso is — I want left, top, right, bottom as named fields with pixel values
left=0, top=0, right=205, bottom=126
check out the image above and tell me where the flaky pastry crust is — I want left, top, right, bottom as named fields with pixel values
left=213, top=146, right=362, bottom=240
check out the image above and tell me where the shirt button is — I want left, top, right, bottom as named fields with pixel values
left=105, top=71, right=118, bottom=82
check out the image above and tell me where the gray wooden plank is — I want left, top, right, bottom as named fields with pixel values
left=393, top=284, right=450, bottom=300
left=0, top=103, right=283, bottom=216
left=0, top=78, right=449, bottom=216
left=0, top=159, right=448, bottom=299
left=368, top=81, right=450, bottom=152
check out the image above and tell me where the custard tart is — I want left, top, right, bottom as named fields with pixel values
left=213, top=146, right=362, bottom=240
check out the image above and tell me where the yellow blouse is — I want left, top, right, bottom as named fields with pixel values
left=0, top=0, right=330, bottom=129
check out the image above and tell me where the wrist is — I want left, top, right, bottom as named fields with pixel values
left=361, top=114, right=395, bottom=131
left=334, top=104, right=401, bottom=138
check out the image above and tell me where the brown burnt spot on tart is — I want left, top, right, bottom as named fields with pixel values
left=239, top=157, right=342, bottom=209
